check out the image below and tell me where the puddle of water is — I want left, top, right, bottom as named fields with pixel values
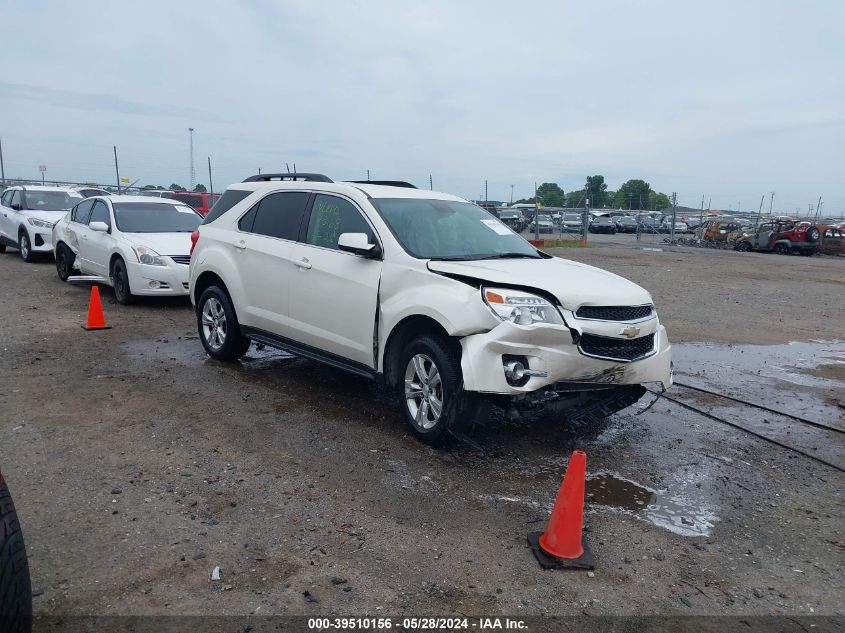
left=586, top=472, right=716, bottom=537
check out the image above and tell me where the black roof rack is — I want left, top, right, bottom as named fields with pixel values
left=242, top=173, right=333, bottom=183
left=348, top=180, right=417, bottom=189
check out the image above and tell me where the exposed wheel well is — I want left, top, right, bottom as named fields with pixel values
left=109, top=253, right=125, bottom=275
left=193, top=271, right=228, bottom=305
left=382, top=315, right=455, bottom=388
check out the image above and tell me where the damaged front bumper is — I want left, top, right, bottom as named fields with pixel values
left=459, top=319, right=672, bottom=395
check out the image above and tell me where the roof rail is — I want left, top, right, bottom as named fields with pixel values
left=347, top=180, right=417, bottom=189
left=242, top=173, right=333, bottom=183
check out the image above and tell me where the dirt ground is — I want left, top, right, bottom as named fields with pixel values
left=0, top=243, right=843, bottom=623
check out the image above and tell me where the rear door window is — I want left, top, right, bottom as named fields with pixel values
left=250, top=192, right=310, bottom=241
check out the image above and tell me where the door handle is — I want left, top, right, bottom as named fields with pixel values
left=234, top=240, right=247, bottom=250
left=293, top=258, right=312, bottom=270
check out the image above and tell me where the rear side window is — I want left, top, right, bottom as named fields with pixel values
left=238, top=204, right=258, bottom=232
left=72, top=200, right=95, bottom=223
left=250, top=192, right=310, bottom=241
left=202, top=189, right=251, bottom=225
left=305, top=194, right=373, bottom=250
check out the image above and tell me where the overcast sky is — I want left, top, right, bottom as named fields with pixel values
left=1, top=1, right=842, bottom=214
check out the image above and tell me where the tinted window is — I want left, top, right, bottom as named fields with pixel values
left=176, top=194, right=204, bottom=208
left=72, top=200, right=95, bottom=223
left=1, top=191, right=11, bottom=206
left=251, top=192, right=310, bottom=240
left=10, top=191, right=21, bottom=208
left=238, top=204, right=258, bottom=232
left=113, top=203, right=201, bottom=233
left=202, top=189, right=251, bottom=225
left=305, top=195, right=373, bottom=250
left=88, top=201, right=111, bottom=227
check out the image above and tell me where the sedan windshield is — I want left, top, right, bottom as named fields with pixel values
left=371, top=198, right=539, bottom=260
left=25, top=191, right=82, bottom=210
left=113, top=202, right=202, bottom=233
left=564, top=214, right=581, bottom=221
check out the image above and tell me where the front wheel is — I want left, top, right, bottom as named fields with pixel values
left=18, top=232, right=33, bottom=263
left=112, top=258, right=134, bottom=305
left=0, top=244, right=6, bottom=253
left=736, top=241, right=751, bottom=252
left=399, top=335, right=468, bottom=447
left=197, top=286, right=250, bottom=362
left=0, top=475, right=33, bottom=632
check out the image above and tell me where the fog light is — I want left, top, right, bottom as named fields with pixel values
left=148, top=280, right=161, bottom=289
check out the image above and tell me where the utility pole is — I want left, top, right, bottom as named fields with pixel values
left=699, top=194, right=704, bottom=228
left=510, top=184, right=514, bottom=206
left=754, top=194, right=764, bottom=231
left=534, top=181, right=539, bottom=241
left=670, top=192, right=678, bottom=244
left=0, top=137, right=5, bottom=185
left=429, top=174, right=432, bottom=190
left=484, top=179, right=488, bottom=209
left=188, top=128, right=196, bottom=190
left=113, top=145, right=121, bottom=193
left=768, top=191, right=774, bottom=217
left=581, top=191, right=590, bottom=247
left=207, top=157, right=214, bottom=204
left=367, top=169, right=370, bottom=181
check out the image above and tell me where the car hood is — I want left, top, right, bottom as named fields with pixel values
left=120, top=232, right=193, bottom=255
left=427, top=257, right=652, bottom=310
left=23, top=210, right=67, bottom=223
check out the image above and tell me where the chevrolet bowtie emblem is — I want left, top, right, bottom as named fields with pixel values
left=619, top=325, right=641, bottom=338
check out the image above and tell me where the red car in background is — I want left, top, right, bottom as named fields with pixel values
left=170, top=192, right=221, bottom=216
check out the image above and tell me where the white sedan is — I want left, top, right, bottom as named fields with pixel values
left=52, top=196, right=202, bottom=304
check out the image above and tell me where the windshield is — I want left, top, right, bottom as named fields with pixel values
left=564, top=214, right=581, bottom=221
left=24, top=191, right=82, bottom=210
left=371, top=198, right=539, bottom=260
left=113, top=202, right=202, bottom=233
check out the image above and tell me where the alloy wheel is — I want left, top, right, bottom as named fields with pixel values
left=404, top=353, right=443, bottom=430
left=201, top=297, right=227, bottom=351
left=20, top=235, right=29, bottom=260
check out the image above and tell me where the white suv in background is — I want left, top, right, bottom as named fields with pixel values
left=0, top=186, right=83, bottom=262
left=52, top=196, right=202, bottom=304
left=189, top=174, right=672, bottom=446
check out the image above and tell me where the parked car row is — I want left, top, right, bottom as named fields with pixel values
left=1, top=174, right=673, bottom=447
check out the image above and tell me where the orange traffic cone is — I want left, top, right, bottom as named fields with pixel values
left=81, top=286, right=112, bottom=331
left=528, top=450, right=594, bottom=569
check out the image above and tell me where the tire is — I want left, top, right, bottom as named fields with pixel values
left=55, top=244, right=75, bottom=282
left=399, top=334, right=470, bottom=447
left=0, top=245, right=6, bottom=254
left=197, top=286, right=250, bottom=362
left=807, top=226, right=820, bottom=242
left=775, top=243, right=790, bottom=255
left=736, top=241, right=751, bottom=252
left=111, top=258, right=134, bottom=305
left=0, top=475, right=33, bottom=632
left=18, top=233, right=33, bottom=263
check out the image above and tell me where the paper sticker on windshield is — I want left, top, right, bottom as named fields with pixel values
left=481, top=219, right=512, bottom=235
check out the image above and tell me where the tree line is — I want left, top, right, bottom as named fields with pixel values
left=517, top=176, right=671, bottom=211
left=139, top=183, right=208, bottom=192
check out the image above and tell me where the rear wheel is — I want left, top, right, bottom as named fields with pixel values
left=112, top=258, right=134, bottom=305
left=56, top=244, right=75, bottom=281
left=775, top=243, right=790, bottom=255
left=0, top=244, right=6, bottom=254
left=18, top=232, right=33, bottom=263
left=197, top=286, right=250, bottom=362
left=399, top=335, right=469, bottom=447
left=0, top=475, right=33, bottom=633
left=736, top=241, right=751, bottom=252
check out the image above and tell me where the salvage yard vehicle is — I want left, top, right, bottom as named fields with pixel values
left=734, top=219, right=820, bottom=255
left=0, top=186, right=83, bottom=262
left=189, top=173, right=672, bottom=446
left=496, top=209, right=526, bottom=233
left=818, top=226, right=845, bottom=256
left=561, top=213, right=583, bottom=232
left=171, top=192, right=221, bottom=217
left=530, top=214, right=556, bottom=234
left=52, top=196, right=202, bottom=303
left=694, top=218, right=743, bottom=246
left=588, top=215, right=616, bottom=234
left=615, top=216, right=638, bottom=233
left=0, top=467, right=32, bottom=632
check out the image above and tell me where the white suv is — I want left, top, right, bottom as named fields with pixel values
left=0, top=186, right=83, bottom=261
left=189, top=174, right=672, bottom=445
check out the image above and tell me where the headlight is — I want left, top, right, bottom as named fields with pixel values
left=131, top=245, right=167, bottom=266
left=27, top=217, right=54, bottom=229
left=482, top=286, right=565, bottom=325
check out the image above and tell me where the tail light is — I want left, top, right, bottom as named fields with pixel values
left=189, top=229, right=200, bottom=256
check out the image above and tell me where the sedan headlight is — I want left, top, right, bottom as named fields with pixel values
left=26, top=217, right=54, bottom=229
left=482, top=286, right=565, bottom=325
left=131, top=245, right=167, bottom=266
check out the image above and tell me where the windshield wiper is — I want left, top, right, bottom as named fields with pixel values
left=476, top=252, right=541, bottom=260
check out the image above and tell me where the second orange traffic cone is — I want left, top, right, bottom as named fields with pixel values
left=81, top=286, right=111, bottom=331
left=527, top=450, right=594, bottom=569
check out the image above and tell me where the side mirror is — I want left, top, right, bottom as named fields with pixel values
left=10, top=203, right=22, bottom=211
left=338, top=232, right=380, bottom=259
left=89, top=221, right=109, bottom=233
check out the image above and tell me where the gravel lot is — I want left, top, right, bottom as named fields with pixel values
left=0, top=243, right=842, bottom=620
